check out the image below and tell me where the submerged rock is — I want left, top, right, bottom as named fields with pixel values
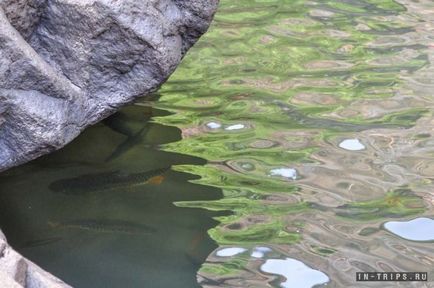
left=0, top=0, right=219, bottom=171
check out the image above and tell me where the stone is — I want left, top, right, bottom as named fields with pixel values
left=0, top=270, right=23, bottom=288
left=0, top=235, right=72, bottom=287
left=26, top=262, right=73, bottom=288
left=0, top=248, right=28, bottom=286
left=0, top=0, right=219, bottom=171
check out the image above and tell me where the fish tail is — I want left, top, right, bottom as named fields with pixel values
left=147, top=175, right=165, bottom=185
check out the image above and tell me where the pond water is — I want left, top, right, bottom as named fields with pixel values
left=0, top=107, right=223, bottom=288
left=2, top=0, right=434, bottom=287
left=384, top=217, right=434, bottom=242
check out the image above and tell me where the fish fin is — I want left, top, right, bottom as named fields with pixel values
left=105, top=125, right=150, bottom=162
left=146, top=175, right=165, bottom=185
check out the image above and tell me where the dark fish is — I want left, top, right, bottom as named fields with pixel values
left=48, top=219, right=156, bottom=235
left=103, top=112, right=137, bottom=137
left=186, top=231, right=208, bottom=265
left=103, top=109, right=154, bottom=162
left=49, top=167, right=170, bottom=195
left=105, top=124, right=151, bottom=162
left=19, top=237, right=62, bottom=249
left=103, top=110, right=153, bottom=137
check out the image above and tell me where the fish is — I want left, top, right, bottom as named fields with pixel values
left=186, top=231, right=208, bottom=265
left=103, top=110, right=154, bottom=162
left=48, top=219, right=156, bottom=235
left=49, top=167, right=170, bottom=195
left=103, top=109, right=153, bottom=137
left=105, top=124, right=151, bottom=162
left=103, top=112, right=138, bottom=137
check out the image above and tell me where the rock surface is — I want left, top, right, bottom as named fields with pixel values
left=0, top=0, right=219, bottom=171
left=0, top=232, right=72, bottom=287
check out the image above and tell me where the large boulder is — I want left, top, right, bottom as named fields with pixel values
left=0, top=0, right=219, bottom=171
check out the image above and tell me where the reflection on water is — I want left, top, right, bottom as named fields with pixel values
left=339, top=138, right=366, bottom=151
left=0, top=107, right=223, bottom=288
left=153, top=0, right=434, bottom=286
left=384, top=217, right=434, bottom=242
left=215, top=247, right=247, bottom=257
left=251, top=246, right=272, bottom=259
left=269, top=168, right=298, bottom=180
left=261, top=257, right=329, bottom=288
left=1, top=0, right=434, bottom=287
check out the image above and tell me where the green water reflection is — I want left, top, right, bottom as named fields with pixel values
left=153, top=0, right=434, bottom=286
left=1, top=0, right=434, bottom=287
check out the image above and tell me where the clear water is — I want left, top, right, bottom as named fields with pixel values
left=0, top=107, right=223, bottom=288
left=2, top=0, right=434, bottom=287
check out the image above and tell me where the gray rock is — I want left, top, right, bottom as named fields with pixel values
left=0, top=235, right=72, bottom=287
left=0, top=0, right=219, bottom=171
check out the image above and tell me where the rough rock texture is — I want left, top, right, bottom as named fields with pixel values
left=0, top=0, right=219, bottom=171
left=0, top=232, right=72, bottom=287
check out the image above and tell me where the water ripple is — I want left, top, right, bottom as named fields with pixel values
left=154, top=0, right=434, bottom=286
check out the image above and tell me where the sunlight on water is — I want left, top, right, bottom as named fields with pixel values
left=270, top=168, right=298, bottom=180
left=338, top=138, right=366, bottom=151
left=384, top=217, right=434, bottom=242
left=152, top=0, right=434, bottom=286
left=261, top=258, right=330, bottom=288
left=1, top=0, right=434, bottom=287
left=251, top=246, right=272, bottom=258
left=215, top=247, right=247, bottom=257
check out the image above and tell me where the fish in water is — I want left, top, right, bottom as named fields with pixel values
left=48, top=219, right=156, bottom=235
left=103, top=112, right=138, bottom=137
left=49, top=167, right=170, bottom=195
left=185, top=231, right=209, bottom=265
left=103, top=110, right=153, bottom=162
left=105, top=124, right=151, bottom=162
left=103, top=109, right=153, bottom=137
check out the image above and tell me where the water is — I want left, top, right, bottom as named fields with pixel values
left=384, top=217, right=434, bottom=242
left=0, top=107, right=223, bottom=288
left=260, top=257, right=330, bottom=288
left=339, top=138, right=366, bottom=151
left=2, top=0, right=434, bottom=287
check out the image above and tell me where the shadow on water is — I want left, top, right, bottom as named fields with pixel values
left=2, top=0, right=434, bottom=287
left=0, top=104, right=225, bottom=288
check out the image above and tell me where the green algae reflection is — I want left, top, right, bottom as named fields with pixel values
left=151, top=0, right=433, bottom=284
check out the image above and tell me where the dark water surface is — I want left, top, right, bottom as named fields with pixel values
left=2, top=0, right=434, bottom=287
left=0, top=107, right=223, bottom=288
